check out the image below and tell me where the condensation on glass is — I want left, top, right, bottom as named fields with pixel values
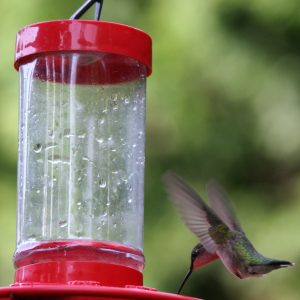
left=16, top=53, right=146, bottom=270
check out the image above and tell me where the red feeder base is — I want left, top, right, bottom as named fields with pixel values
left=0, top=285, right=201, bottom=300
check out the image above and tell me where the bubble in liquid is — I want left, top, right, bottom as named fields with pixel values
left=99, top=179, right=107, bottom=188
left=59, top=220, right=68, bottom=228
left=33, top=143, right=43, bottom=153
left=99, top=118, right=105, bottom=125
left=124, top=98, right=130, bottom=104
left=96, top=138, right=104, bottom=144
left=128, top=198, right=133, bottom=204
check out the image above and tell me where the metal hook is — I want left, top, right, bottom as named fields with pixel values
left=70, top=0, right=104, bottom=21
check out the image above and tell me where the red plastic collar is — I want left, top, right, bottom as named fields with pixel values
left=14, top=20, right=152, bottom=76
left=15, top=261, right=142, bottom=287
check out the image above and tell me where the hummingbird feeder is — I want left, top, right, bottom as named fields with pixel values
left=0, top=1, right=200, bottom=299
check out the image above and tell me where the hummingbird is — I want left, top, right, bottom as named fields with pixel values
left=163, top=172, right=294, bottom=294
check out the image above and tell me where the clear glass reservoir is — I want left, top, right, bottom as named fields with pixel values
left=15, top=52, right=147, bottom=271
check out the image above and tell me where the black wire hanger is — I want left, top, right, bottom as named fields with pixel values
left=70, top=0, right=104, bottom=21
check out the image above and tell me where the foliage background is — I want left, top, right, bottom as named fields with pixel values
left=0, top=1, right=299, bottom=299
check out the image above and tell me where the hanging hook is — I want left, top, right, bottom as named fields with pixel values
left=94, top=0, right=103, bottom=21
left=70, top=0, right=104, bottom=21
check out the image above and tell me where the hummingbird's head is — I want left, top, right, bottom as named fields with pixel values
left=248, top=260, right=294, bottom=276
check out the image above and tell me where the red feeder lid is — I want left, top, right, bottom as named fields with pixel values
left=14, top=20, right=152, bottom=76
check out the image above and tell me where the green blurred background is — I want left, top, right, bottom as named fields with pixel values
left=0, top=0, right=299, bottom=299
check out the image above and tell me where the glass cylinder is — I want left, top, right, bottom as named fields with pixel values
left=14, top=20, right=152, bottom=280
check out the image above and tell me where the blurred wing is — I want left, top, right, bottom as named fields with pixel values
left=164, top=172, right=229, bottom=253
left=207, top=180, right=243, bottom=232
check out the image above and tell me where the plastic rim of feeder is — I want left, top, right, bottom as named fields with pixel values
left=14, top=20, right=152, bottom=76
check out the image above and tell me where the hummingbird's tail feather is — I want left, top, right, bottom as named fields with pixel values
left=177, top=268, right=193, bottom=294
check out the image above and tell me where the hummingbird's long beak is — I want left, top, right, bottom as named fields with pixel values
left=177, top=267, right=193, bottom=294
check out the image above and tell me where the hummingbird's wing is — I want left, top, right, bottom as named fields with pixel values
left=207, top=180, right=244, bottom=232
left=164, top=172, right=232, bottom=253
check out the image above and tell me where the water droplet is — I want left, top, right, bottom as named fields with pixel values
left=78, top=133, right=86, bottom=139
left=64, top=128, right=74, bottom=138
left=77, top=177, right=82, bottom=182
left=45, top=142, right=58, bottom=151
left=132, top=144, right=137, bottom=148
left=138, top=131, right=144, bottom=139
left=36, top=189, right=41, bottom=194
left=48, top=155, right=70, bottom=165
left=111, top=97, right=118, bottom=110
left=27, top=234, right=37, bottom=241
left=48, top=130, right=54, bottom=138
left=128, top=198, right=133, bottom=204
left=121, top=177, right=128, bottom=184
left=99, top=179, right=107, bottom=188
left=33, top=143, right=42, bottom=153
left=59, top=220, right=68, bottom=228
left=96, top=138, right=104, bottom=144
